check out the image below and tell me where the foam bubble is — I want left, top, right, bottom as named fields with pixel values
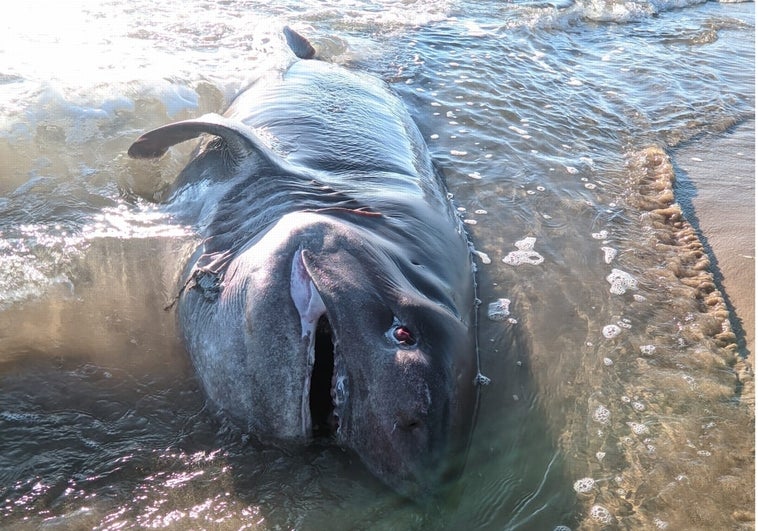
left=627, top=422, right=649, bottom=435
left=601, top=246, right=617, bottom=263
left=654, top=518, right=669, bottom=529
left=640, top=344, right=656, bottom=355
left=632, top=401, right=646, bottom=411
left=590, top=505, right=613, bottom=524
left=467, top=171, right=482, bottom=179
left=502, top=237, right=544, bottom=266
left=603, top=357, right=614, bottom=366
left=473, top=250, right=491, bottom=264
left=593, top=405, right=611, bottom=425
left=602, top=324, right=622, bottom=339
left=553, top=527, right=572, bottom=531
left=487, top=298, right=511, bottom=321
left=596, top=451, right=606, bottom=461
left=573, top=477, right=595, bottom=493
left=606, top=268, right=638, bottom=294
left=592, top=229, right=608, bottom=239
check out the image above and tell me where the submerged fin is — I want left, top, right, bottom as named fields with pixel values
left=284, top=26, right=316, bottom=60
left=127, top=113, right=284, bottom=169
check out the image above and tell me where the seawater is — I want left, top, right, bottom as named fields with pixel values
left=0, top=0, right=754, bottom=529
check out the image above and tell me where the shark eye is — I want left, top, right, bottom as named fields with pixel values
left=392, top=325, right=416, bottom=347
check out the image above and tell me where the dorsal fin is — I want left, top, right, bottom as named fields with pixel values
left=283, top=26, right=316, bottom=60
left=127, top=113, right=283, bottom=169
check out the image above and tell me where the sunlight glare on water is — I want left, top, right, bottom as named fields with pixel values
left=2, top=1, right=137, bottom=83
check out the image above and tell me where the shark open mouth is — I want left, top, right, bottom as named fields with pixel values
left=291, top=248, right=346, bottom=440
left=310, top=315, right=338, bottom=438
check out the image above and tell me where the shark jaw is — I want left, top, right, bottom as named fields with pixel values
left=290, top=248, right=347, bottom=440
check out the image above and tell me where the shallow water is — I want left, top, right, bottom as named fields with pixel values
left=0, top=1, right=754, bottom=529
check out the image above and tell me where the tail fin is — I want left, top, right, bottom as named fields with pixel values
left=283, top=26, right=316, bottom=60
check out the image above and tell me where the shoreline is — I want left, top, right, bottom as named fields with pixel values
left=673, top=121, right=755, bottom=367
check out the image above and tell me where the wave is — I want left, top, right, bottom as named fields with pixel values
left=579, top=0, right=709, bottom=23
left=560, top=145, right=754, bottom=530
left=466, top=0, right=746, bottom=31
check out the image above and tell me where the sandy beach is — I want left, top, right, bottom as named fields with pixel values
left=673, top=120, right=755, bottom=366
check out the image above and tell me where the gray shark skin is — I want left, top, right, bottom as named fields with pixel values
left=128, top=27, right=479, bottom=498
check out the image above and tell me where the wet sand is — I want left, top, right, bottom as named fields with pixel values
left=673, top=120, right=755, bottom=365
